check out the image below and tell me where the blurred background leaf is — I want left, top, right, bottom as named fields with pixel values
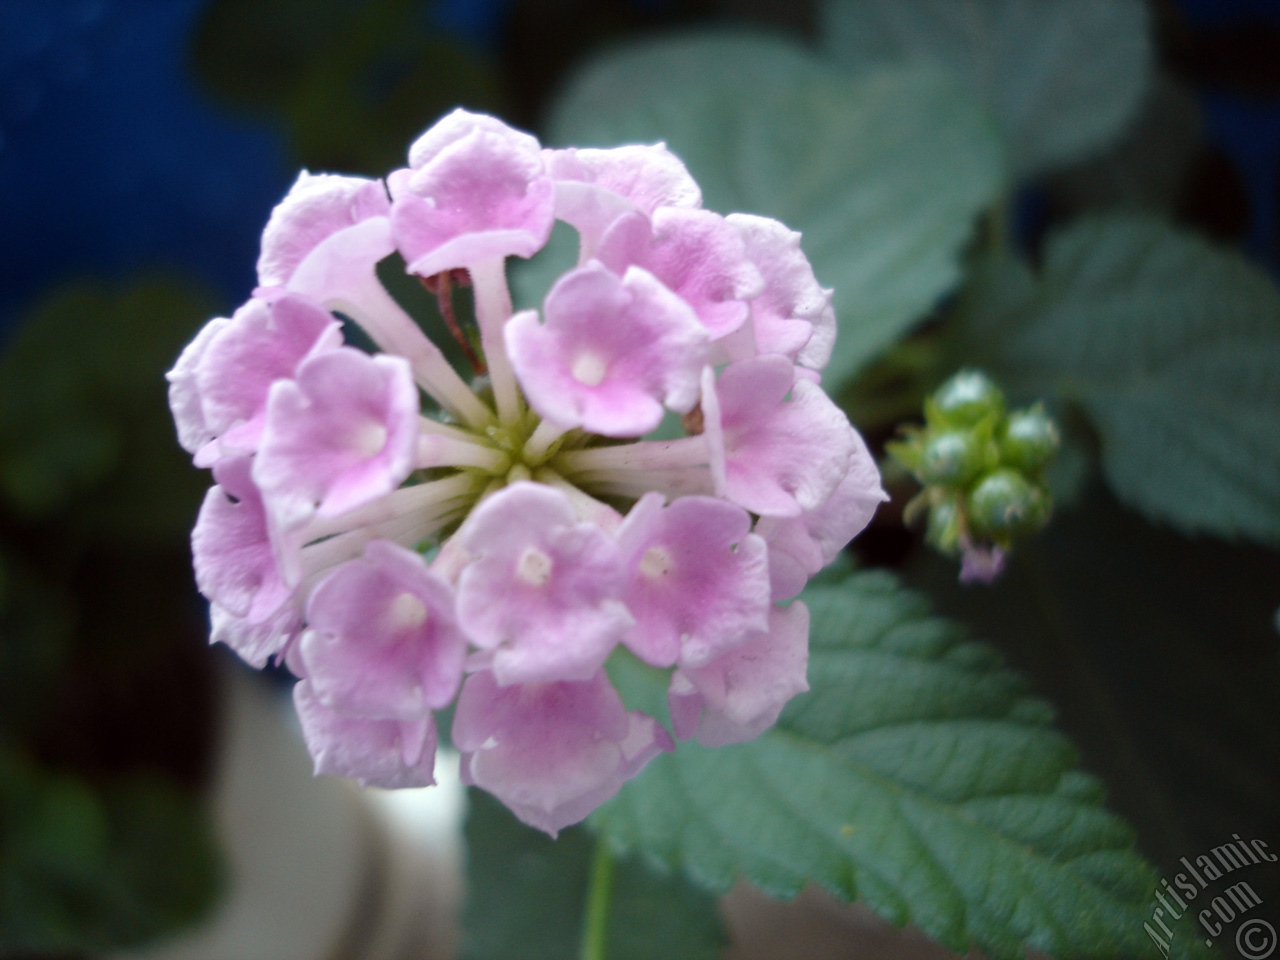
left=821, top=0, right=1153, bottom=179
left=192, top=0, right=506, bottom=174
left=0, top=273, right=225, bottom=954
left=0, top=275, right=213, bottom=545
left=550, top=32, right=1005, bottom=390
left=952, top=214, right=1280, bottom=544
left=0, top=752, right=223, bottom=955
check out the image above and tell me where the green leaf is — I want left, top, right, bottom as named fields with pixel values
left=954, top=214, right=1280, bottom=544
left=193, top=0, right=506, bottom=175
left=1051, top=77, right=1203, bottom=216
left=509, top=219, right=581, bottom=317
left=548, top=32, right=1004, bottom=390
left=0, top=754, right=222, bottom=955
left=94, top=776, right=226, bottom=948
left=903, top=486, right=1280, bottom=956
left=462, top=788, right=725, bottom=960
left=0, top=274, right=214, bottom=544
left=593, top=571, right=1169, bottom=960
left=821, top=0, right=1152, bottom=178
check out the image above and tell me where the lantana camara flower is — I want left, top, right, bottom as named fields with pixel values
left=167, top=109, right=887, bottom=836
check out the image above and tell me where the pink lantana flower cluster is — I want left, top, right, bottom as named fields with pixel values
left=167, top=109, right=886, bottom=835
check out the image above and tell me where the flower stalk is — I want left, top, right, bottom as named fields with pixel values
left=579, top=838, right=615, bottom=960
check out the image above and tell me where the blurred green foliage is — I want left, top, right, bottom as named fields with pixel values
left=0, top=275, right=224, bottom=954
left=0, top=751, right=224, bottom=955
left=821, top=0, right=1152, bottom=178
left=191, top=0, right=506, bottom=174
left=0, top=275, right=213, bottom=546
left=550, top=33, right=1006, bottom=387
left=952, top=214, right=1280, bottom=545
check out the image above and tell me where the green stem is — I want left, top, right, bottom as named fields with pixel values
left=579, top=837, right=615, bottom=960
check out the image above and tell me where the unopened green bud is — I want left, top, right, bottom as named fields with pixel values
left=967, top=469, right=1050, bottom=540
left=925, top=494, right=962, bottom=554
left=929, top=370, right=1005, bottom=429
left=1000, top=405, right=1060, bottom=473
left=885, top=435, right=924, bottom=475
left=918, top=430, right=986, bottom=487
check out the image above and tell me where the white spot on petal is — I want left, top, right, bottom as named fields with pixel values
left=389, top=591, right=428, bottom=633
left=571, top=351, right=607, bottom=387
left=355, top=421, right=388, bottom=457
left=640, top=546, right=674, bottom=579
left=516, top=546, right=554, bottom=587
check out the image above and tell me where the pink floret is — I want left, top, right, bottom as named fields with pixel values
left=257, top=171, right=391, bottom=289
left=390, top=109, right=555, bottom=277
left=505, top=262, right=706, bottom=437
left=300, top=540, right=466, bottom=720
left=294, top=680, right=438, bottom=789
left=456, top=483, right=632, bottom=686
left=703, top=356, right=857, bottom=518
left=252, top=347, right=419, bottom=530
left=453, top=669, right=672, bottom=836
left=668, top=602, right=810, bottom=748
left=616, top=493, right=770, bottom=669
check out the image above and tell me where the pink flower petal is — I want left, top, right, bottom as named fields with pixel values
left=257, top=171, right=391, bottom=288
left=668, top=602, right=810, bottom=748
left=456, top=483, right=632, bottom=685
left=597, top=208, right=764, bottom=339
left=300, top=540, right=466, bottom=720
left=294, top=680, right=437, bottom=789
left=551, top=181, right=640, bottom=262
left=391, top=112, right=555, bottom=276
left=546, top=144, right=702, bottom=259
left=453, top=669, right=671, bottom=835
left=616, top=493, right=770, bottom=668
left=407, top=108, right=541, bottom=169
left=756, top=429, right=887, bottom=599
left=209, top=601, right=300, bottom=670
left=545, top=143, right=702, bottom=214
left=703, top=356, right=857, bottom=517
left=192, top=456, right=292, bottom=623
left=167, top=316, right=229, bottom=456
left=506, top=262, right=707, bottom=437
left=253, top=348, right=419, bottom=529
left=195, top=294, right=342, bottom=461
left=726, top=213, right=835, bottom=368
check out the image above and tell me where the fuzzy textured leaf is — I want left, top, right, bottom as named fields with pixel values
left=548, top=32, right=1004, bottom=390
left=594, top=571, right=1167, bottom=960
left=957, top=215, right=1280, bottom=543
left=822, top=0, right=1152, bottom=177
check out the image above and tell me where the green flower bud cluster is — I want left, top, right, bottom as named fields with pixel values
left=888, top=371, right=1058, bottom=570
